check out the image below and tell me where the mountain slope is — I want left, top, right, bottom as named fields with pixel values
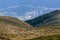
left=0, top=16, right=33, bottom=40
left=29, top=35, right=60, bottom=40
left=0, top=16, right=60, bottom=40
left=27, top=25, right=60, bottom=40
left=25, top=10, right=60, bottom=27
left=0, top=16, right=32, bottom=28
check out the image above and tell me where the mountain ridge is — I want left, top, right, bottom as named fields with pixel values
left=25, top=10, right=60, bottom=27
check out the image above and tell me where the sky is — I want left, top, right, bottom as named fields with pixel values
left=0, top=0, right=60, bottom=20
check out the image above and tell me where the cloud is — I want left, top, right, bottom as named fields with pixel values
left=0, top=6, right=60, bottom=21
left=23, top=4, right=34, bottom=8
left=37, top=6, right=60, bottom=10
left=15, top=10, right=39, bottom=20
left=0, top=4, right=32, bottom=11
left=24, top=10, right=39, bottom=20
left=23, top=7, right=60, bottom=20
left=51, top=8, right=60, bottom=10
left=42, top=7, right=49, bottom=10
left=17, top=16, right=25, bottom=20
left=0, top=11, right=17, bottom=17
left=37, top=6, right=60, bottom=14
left=0, top=11, right=25, bottom=20
left=0, top=5, right=19, bottom=11
left=4, top=5, right=19, bottom=9
left=27, top=16, right=32, bottom=19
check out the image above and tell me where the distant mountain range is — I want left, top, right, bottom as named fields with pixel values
left=25, top=10, right=60, bottom=27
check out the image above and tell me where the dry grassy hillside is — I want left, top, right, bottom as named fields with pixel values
left=0, top=22, right=60, bottom=40
left=0, top=16, right=32, bottom=28
left=0, top=16, right=32, bottom=40
left=28, top=26, right=60, bottom=40
left=0, top=16, right=60, bottom=40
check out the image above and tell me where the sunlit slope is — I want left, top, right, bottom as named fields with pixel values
left=0, top=16, right=32, bottom=28
left=0, top=16, right=60, bottom=40
left=0, top=16, right=33, bottom=40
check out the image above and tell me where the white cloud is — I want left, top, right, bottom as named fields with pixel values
left=0, top=11, right=25, bottom=20
left=0, top=5, right=19, bottom=11
left=27, top=16, right=32, bottom=19
left=4, top=5, right=19, bottom=9
left=17, top=16, right=25, bottom=20
left=42, top=7, right=49, bottom=10
left=0, top=10, right=43, bottom=21
left=52, top=8, right=60, bottom=10
left=24, top=10, right=39, bottom=20
left=0, top=11, right=18, bottom=17
left=23, top=7, right=60, bottom=20
left=0, top=6, right=60, bottom=21
left=37, top=6, right=60, bottom=10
